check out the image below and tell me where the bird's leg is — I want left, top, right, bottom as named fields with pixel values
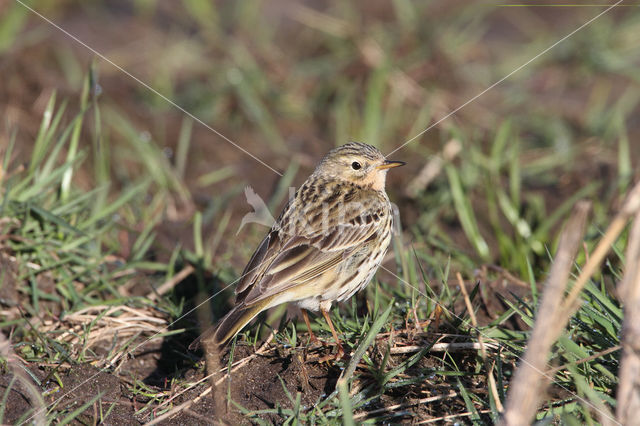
left=321, top=308, right=345, bottom=360
left=301, top=309, right=321, bottom=345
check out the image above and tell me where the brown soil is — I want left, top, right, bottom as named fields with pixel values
left=0, top=366, right=46, bottom=425
left=211, top=345, right=338, bottom=424
left=1, top=320, right=502, bottom=424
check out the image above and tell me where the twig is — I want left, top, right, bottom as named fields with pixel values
left=153, top=372, right=216, bottom=414
left=352, top=391, right=458, bottom=421
left=416, top=409, right=493, bottom=424
left=546, top=345, right=621, bottom=376
left=390, top=341, right=499, bottom=354
left=145, top=399, right=201, bottom=426
left=616, top=209, right=640, bottom=424
left=147, top=264, right=195, bottom=301
left=501, top=200, right=591, bottom=426
left=560, top=182, right=640, bottom=315
left=457, top=274, right=483, bottom=357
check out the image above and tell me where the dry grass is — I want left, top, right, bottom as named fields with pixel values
left=501, top=201, right=591, bottom=425
left=616, top=209, right=640, bottom=423
left=39, top=305, right=169, bottom=369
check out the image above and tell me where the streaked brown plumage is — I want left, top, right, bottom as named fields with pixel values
left=192, top=142, right=404, bottom=357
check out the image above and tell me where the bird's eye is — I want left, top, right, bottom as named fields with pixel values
left=351, top=161, right=362, bottom=170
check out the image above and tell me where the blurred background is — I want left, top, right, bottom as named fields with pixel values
left=1, top=0, right=639, bottom=291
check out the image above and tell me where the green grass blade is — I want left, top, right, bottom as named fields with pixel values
left=340, top=299, right=394, bottom=383
left=337, top=379, right=355, bottom=426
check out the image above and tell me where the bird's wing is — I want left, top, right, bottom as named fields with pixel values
left=235, top=196, right=388, bottom=306
left=234, top=229, right=279, bottom=300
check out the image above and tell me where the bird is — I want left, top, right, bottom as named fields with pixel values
left=191, top=142, right=405, bottom=358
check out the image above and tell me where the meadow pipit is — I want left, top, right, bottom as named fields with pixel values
left=193, top=142, right=404, bottom=358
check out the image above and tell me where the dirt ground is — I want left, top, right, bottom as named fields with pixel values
left=1, top=331, right=495, bottom=424
left=0, top=269, right=531, bottom=424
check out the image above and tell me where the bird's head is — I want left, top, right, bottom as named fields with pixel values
left=313, top=142, right=405, bottom=191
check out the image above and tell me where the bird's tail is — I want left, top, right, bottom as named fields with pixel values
left=189, top=297, right=274, bottom=350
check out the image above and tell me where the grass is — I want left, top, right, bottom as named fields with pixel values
left=1, top=0, right=639, bottom=424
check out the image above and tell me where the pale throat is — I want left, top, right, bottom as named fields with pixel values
left=363, top=170, right=388, bottom=191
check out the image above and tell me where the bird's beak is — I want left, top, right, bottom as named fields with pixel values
left=376, top=160, right=406, bottom=170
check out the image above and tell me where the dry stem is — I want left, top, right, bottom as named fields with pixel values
left=500, top=200, right=591, bottom=425
left=616, top=210, right=640, bottom=424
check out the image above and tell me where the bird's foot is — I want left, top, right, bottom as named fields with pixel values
left=307, top=331, right=323, bottom=347
left=334, top=342, right=345, bottom=361
left=316, top=341, right=345, bottom=363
